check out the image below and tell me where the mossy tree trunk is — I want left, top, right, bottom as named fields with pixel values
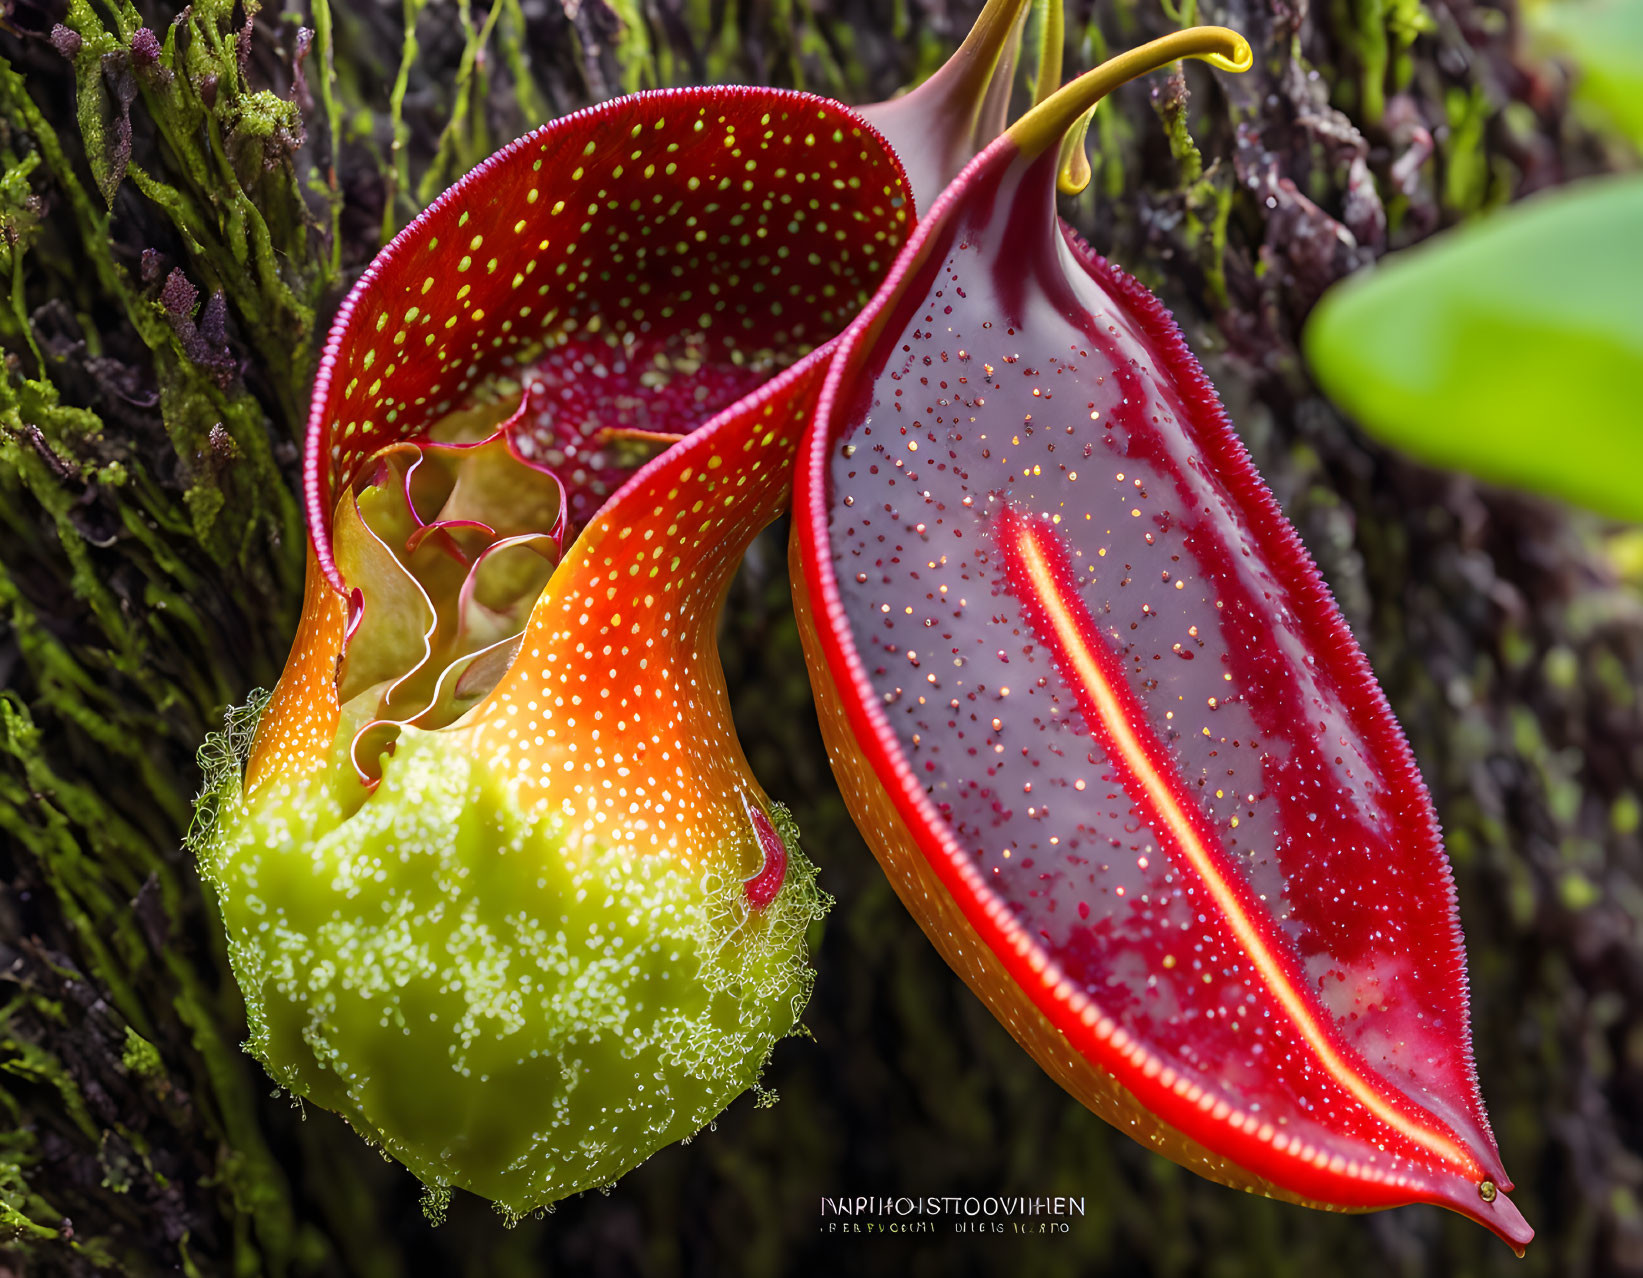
left=0, top=0, right=1637, bottom=1274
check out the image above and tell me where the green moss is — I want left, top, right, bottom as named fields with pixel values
left=1336, top=0, right=1432, bottom=123
left=382, top=0, right=433, bottom=240
left=1443, top=84, right=1492, bottom=215
left=0, top=1198, right=60, bottom=1244
left=121, top=1028, right=165, bottom=1082
left=1558, top=871, right=1602, bottom=912
left=1542, top=644, right=1581, bottom=692
left=607, top=0, right=658, bottom=93
left=0, top=0, right=347, bottom=1266
left=1145, top=69, right=1236, bottom=310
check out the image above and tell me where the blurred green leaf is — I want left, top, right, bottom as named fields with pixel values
left=1303, top=175, right=1643, bottom=523
left=1526, top=0, right=1643, bottom=148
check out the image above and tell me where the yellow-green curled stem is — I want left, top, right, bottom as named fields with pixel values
left=1008, top=26, right=1253, bottom=161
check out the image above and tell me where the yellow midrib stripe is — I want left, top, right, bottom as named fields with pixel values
left=1014, top=526, right=1474, bottom=1175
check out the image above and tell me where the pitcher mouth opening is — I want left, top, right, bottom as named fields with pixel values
left=328, top=321, right=795, bottom=788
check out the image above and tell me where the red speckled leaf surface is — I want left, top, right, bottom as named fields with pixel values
left=791, top=33, right=1530, bottom=1249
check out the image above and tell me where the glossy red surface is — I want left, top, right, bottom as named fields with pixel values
left=795, top=131, right=1530, bottom=1247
